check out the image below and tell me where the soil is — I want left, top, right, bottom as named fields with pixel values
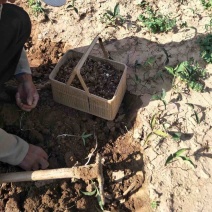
left=1, top=0, right=212, bottom=211
left=55, top=56, right=123, bottom=99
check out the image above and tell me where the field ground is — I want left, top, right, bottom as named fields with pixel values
left=0, top=0, right=212, bottom=211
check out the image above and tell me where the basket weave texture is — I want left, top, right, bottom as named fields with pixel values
left=49, top=37, right=127, bottom=120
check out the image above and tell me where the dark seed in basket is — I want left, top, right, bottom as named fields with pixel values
left=55, top=56, right=123, bottom=99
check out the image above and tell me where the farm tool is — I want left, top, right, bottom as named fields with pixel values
left=0, top=153, right=105, bottom=205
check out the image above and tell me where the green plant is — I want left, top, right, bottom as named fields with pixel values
left=137, top=0, right=149, bottom=8
left=81, top=182, right=104, bottom=211
left=167, top=131, right=182, bottom=141
left=186, top=103, right=201, bottom=124
left=151, top=200, right=160, bottom=209
left=165, top=60, right=207, bottom=92
left=144, top=113, right=168, bottom=145
left=205, top=18, right=212, bottom=33
left=200, top=0, right=212, bottom=9
left=151, top=88, right=167, bottom=109
left=180, top=21, right=188, bottom=28
left=198, top=34, right=212, bottom=63
left=100, top=3, right=125, bottom=26
left=66, top=0, right=78, bottom=14
left=27, top=0, right=44, bottom=16
left=138, top=7, right=176, bottom=33
left=177, top=0, right=188, bottom=4
left=57, top=132, right=92, bottom=146
left=165, top=148, right=196, bottom=168
left=81, top=132, right=92, bottom=146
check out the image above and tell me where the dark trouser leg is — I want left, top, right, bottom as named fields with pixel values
left=0, top=4, right=31, bottom=88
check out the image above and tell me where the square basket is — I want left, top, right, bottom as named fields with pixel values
left=49, top=36, right=127, bottom=120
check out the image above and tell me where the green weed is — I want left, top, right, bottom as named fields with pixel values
left=180, top=21, right=188, bottom=28
left=196, top=19, right=212, bottom=63
left=165, top=60, right=207, bottom=92
left=136, top=0, right=149, bottom=8
left=100, top=3, right=125, bottom=26
left=81, top=182, right=104, bottom=211
left=138, top=7, right=176, bottom=33
left=151, top=201, right=160, bottom=209
left=167, top=131, right=182, bottom=141
left=27, top=0, right=44, bottom=16
left=200, top=0, right=212, bottom=9
left=151, top=88, right=167, bottom=109
left=81, top=132, right=92, bottom=146
left=186, top=103, right=201, bottom=124
left=144, top=112, right=168, bottom=145
left=165, top=148, right=196, bottom=168
left=66, top=0, right=78, bottom=14
left=57, top=132, right=92, bottom=146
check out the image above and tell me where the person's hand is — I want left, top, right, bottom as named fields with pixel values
left=16, top=74, right=39, bottom=112
left=19, top=144, right=49, bottom=171
left=0, top=0, right=15, bottom=3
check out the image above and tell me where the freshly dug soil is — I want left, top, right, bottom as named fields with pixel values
left=55, top=56, right=123, bottom=99
left=0, top=38, right=149, bottom=212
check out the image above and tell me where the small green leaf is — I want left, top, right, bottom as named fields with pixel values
left=144, top=57, right=155, bottom=66
left=106, top=10, right=113, bottom=16
left=82, top=133, right=92, bottom=139
left=168, top=131, right=182, bottom=141
left=81, top=132, right=92, bottom=146
left=151, top=94, right=160, bottom=100
left=165, top=154, right=174, bottom=166
left=153, top=130, right=168, bottom=138
left=74, top=7, right=78, bottom=14
left=150, top=114, right=157, bottom=129
left=186, top=103, right=195, bottom=109
left=194, top=110, right=200, bottom=124
left=161, top=88, right=166, bottom=99
left=162, top=100, right=167, bottom=109
left=144, top=132, right=153, bottom=145
left=81, top=188, right=97, bottom=196
left=135, top=74, right=141, bottom=83
left=151, top=201, right=160, bottom=209
left=114, top=3, right=120, bottom=16
left=66, top=5, right=73, bottom=9
left=174, top=148, right=189, bottom=157
left=82, top=138, right=86, bottom=146
left=96, top=187, right=104, bottom=211
left=179, top=156, right=196, bottom=168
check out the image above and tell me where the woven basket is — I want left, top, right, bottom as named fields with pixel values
left=49, top=36, right=127, bottom=120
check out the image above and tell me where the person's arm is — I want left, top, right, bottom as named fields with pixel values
left=15, top=48, right=31, bottom=75
left=0, top=128, right=29, bottom=165
left=14, top=49, right=39, bottom=111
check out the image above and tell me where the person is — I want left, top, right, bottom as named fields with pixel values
left=0, top=0, right=66, bottom=171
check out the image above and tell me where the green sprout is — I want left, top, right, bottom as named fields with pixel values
left=151, top=200, right=160, bottom=209
left=81, top=182, right=104, bottom=211
left=200, top=0, right=212, bottom=9
left=165, top=60, right=207, bottom=92
left=66, top=0, right=78, bottom=14
left=186, top=103, right=201, bottom=124
left=100, top=3, right=125, bottom=26
left=196, top=19, right=212, bottom=63
left=151, top=88, right=167, bottom=109
left=57, top=132, right=92, bottom=146
left=144, top=113, right=168, bottom=145
left=138, top=7, right=176, bottom=33
left=27, top=0, right=44, bottom=16
left=165, top=148, right=196, bottom=168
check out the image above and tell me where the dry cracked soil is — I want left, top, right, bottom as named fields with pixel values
left=0, top=0, right=212, bottom=211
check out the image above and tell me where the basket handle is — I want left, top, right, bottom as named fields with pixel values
left=66, top=36, right=109, bottom=93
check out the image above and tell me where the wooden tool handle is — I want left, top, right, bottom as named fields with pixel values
left=66, top=36, right=99, bottom=87
left=0, top=165, right=98, bottom=183
left=66, top=36, right=109, bottom=96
